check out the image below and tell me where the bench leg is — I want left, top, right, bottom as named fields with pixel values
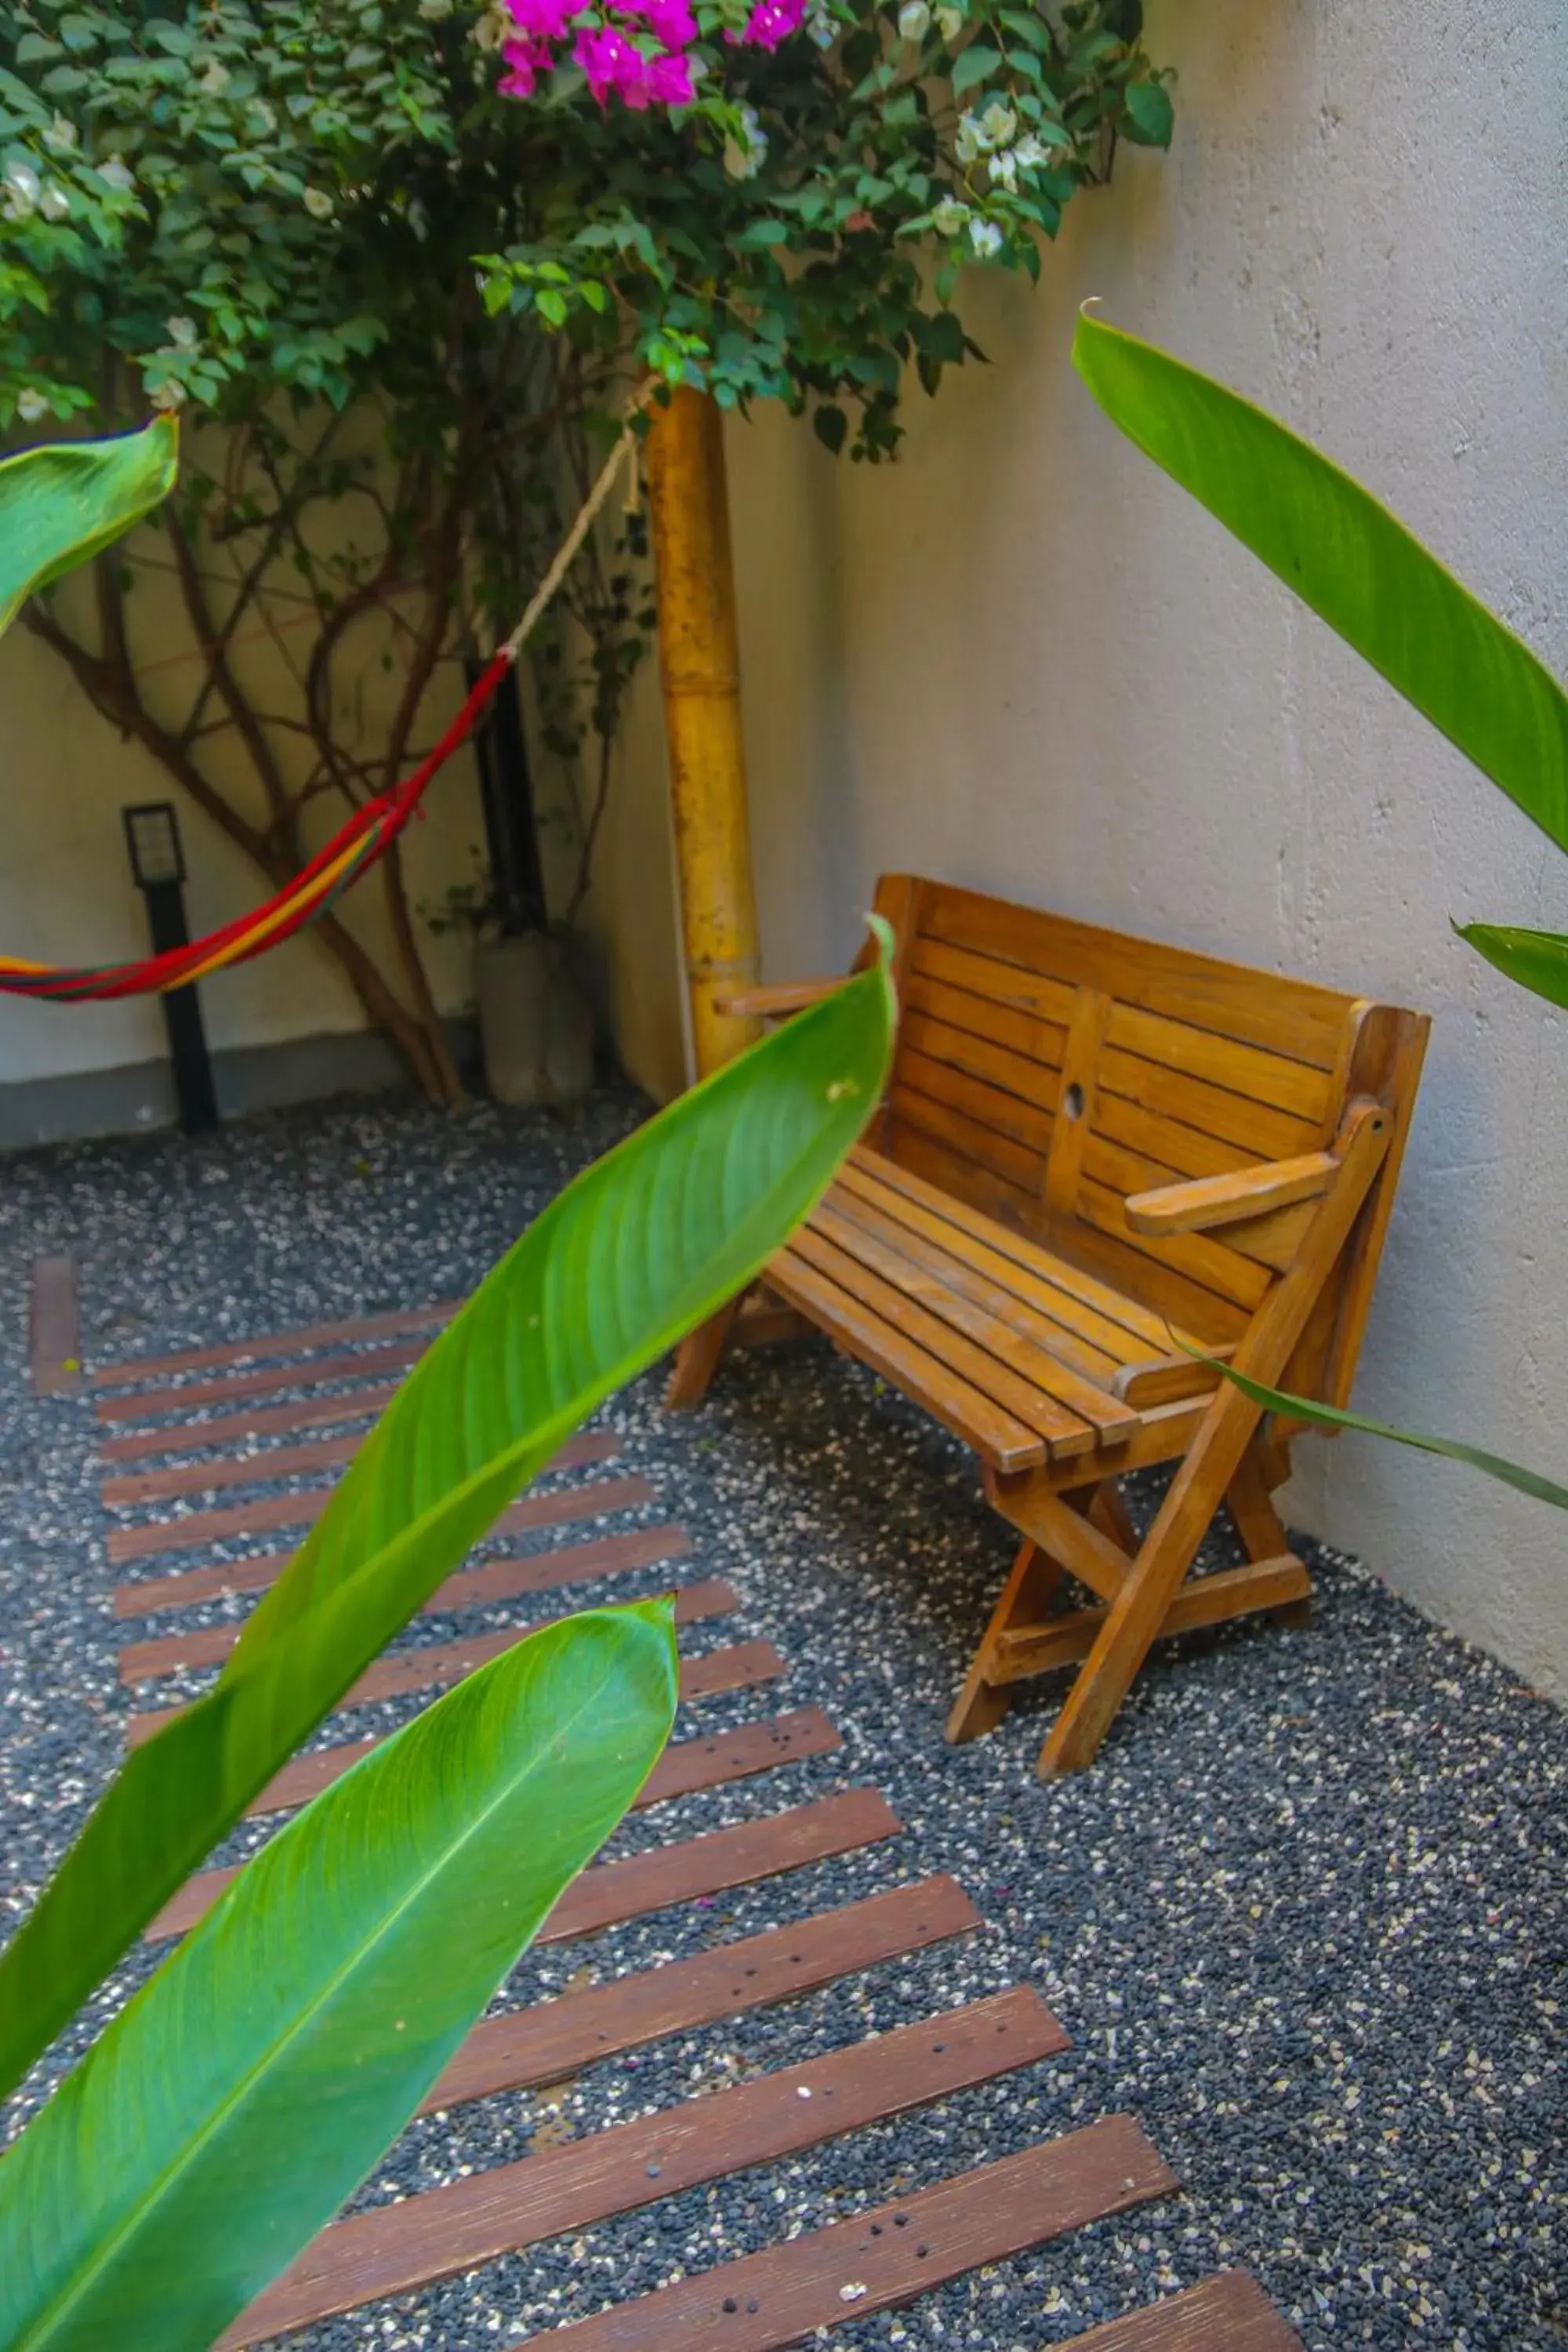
left=666, top=1298, right=742, bottom=1410
left=946, top=1537, right=1062, bottom=1744
left=1228, top=1436, right=1312, bottom=1627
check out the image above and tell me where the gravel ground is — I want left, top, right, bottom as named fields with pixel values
left=1, top=1089, right=1563, bottom=2351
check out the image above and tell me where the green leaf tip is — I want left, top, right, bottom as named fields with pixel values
left=0, top=415, right=179, bottom=637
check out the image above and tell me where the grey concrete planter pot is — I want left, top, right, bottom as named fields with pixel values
left=474, top=931, right=593, bottom=1108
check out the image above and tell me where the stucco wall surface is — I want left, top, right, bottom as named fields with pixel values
left=648, top=0, right=1567, bottom=1691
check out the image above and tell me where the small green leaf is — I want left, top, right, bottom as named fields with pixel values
left=950, top=40, right=1001, bottom=91
left=813, top=402, right=848, bottom=455
left=1121, top=78, right=1174, bottom=147
left=1454, top=921, right=1568, bottom=1011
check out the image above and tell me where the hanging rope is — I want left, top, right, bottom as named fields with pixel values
left=0, top=397, right=650, bottom=1003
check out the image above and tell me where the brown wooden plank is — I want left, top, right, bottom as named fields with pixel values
left=250, top=1703, right=838, bottom=1822
left=767, top=1247, right=1046, bottom=1473
left=1046, top=1204, right=1250, bottom=1348
left=99, top=1381, right=406, bottom=1464
left=218, top=1987, right=1061, bottom=2347
left=812, top=1195, right=1138, bottom=1444
left=527, top=2118, right=1173, bottom=2352
left=1096, top=1038, right=1321, bottom=1164
left=100, top=1418, right=614, bottom=1508
left=907, top=933, right=1080, bottom=1031
left=151, top=1779, right=885, bottom=1947
left=107, top=1465, right=655, bottom=1569
left=120, top=1568, right=732, bottom=1689
left=94, top=1336, right=428, bottom=1427
left=129, top=1632, right=785, bottom=1751
left=111, top=1489, right=667, bottom=1625
left=92, top=1300, right=456, bottom=1388
left=1064, top=2271, right=1304, bottom=2350
left=420, top=1875, right=981, bottom=2115
left=1075, top=1176, right=1271, bottom=1314
left=114, top=1515, right=686, bottom=1628
left=29, top=1254, right=82, bottom=1396
left=1105, top=1002, right=1332, bottom=1125
left=917, top=881, right=1352, bottom=1069
left=901, top=1002, right=1064, bottom=1110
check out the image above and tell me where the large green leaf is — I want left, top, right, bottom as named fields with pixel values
left=0, top=937, right=895, bottom=2100
left=1072, top=310, right=1568, bottom=858
left=0, top=1599, right=677, bottom=2352
left=1211, top=1361, right=1568, bottom=1512
left=1454, top=921, right=1568, bottom=1012
left=0, top=417, right=178, bottom=637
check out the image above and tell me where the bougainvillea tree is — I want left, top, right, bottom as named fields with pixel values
left=0, top=0, right=1168, bottom=1093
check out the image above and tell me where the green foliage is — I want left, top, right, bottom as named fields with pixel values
left=0, top=935, right=896, bottom=2100
left=0, top=1602, right=677, bottom=2352
left=479, top=0, right=1174, bottom=458
left=0, top=409, right=173, bottom=629
left=0, top=1, right=1171, bottom=458
left=1075, top=310, right=1568, bottom=1506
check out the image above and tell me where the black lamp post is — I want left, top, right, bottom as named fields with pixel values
left=122, top=801, right=219, bottom=1135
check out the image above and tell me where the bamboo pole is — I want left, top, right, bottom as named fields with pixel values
left=644, top=386, right=763, bottom=1079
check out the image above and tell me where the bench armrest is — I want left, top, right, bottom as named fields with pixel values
left=1124, top=1150, right=1339, bottom=1236
left=711, top=977, right=848, bottom=1020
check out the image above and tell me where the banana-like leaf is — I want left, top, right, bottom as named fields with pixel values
left=1455, top=920, right=1568, bottom=1013
left=1212, top=1361, right=1568, bottom=1512
left=1072, top=311, right=1568, bottom=858
left=0, top=417, right=178, bottom=637
left=0, top=935, right=895, bottom=2100
left=0, top=1599, right=677, bottom=2352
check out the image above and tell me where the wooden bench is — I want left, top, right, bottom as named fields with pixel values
left=671, top=875, right=1428, bottom=1777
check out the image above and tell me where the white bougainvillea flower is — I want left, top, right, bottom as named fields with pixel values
left=43, top=115, right=78, bottom=154
left=165, top=316, right=198, bottom=349
left=976, top=96, right=1017, bottom=147
left=38, top=180, right=71, bottom=220
left=969, top=216, right=1003, bottom=258
left=806, top=3, right=836, bottom=45
left=16, top=388, right=50, bottom=424
left=303, top=187, right=335, bottom=220
left=198, top=57, right=230, bottom=94
left=935, top=2, right=964, bottom=36
left=97, top=154, right=135, bottom=191
left=898, top=2, right=931, bottom=39
left=2, top=160, right=41, bottom=217
left=989, top=147, right=1016, bottom=191
left=1012, top=130, right=1050, bottom=169
left=931, top=195, right=970, bottom=236
left=954, top=113, right=982, bottom=163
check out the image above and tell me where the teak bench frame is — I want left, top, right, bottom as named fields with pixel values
left=671, top=875, right=1428, bottom=1777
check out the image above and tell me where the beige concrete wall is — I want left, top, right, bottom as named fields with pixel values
left=619, top=0, right=1568, bottom=1693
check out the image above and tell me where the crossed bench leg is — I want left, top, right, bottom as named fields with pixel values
left=947, top=1431, right=1310, bottom=1769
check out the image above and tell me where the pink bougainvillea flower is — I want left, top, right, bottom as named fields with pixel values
left=574, top=20, right=648, bottom=103
left=728, top=0, right=807, bottom=45
left=498, top=32, right=557, bottom=93
left=634, top=0, right=699, bottom=48
left=643, top=47, right=695, bottom=102
left=503, top=0, right=576, bottom=42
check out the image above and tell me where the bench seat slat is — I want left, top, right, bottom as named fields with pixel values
left=834, top=1161, right=1124, bottom=1378
left=784, top=1226, right=1104, bottom=1457
left=848, top=1149, right=1200, bottom=1355
left=813, top=1194, right=1140, bottom=1443
left=766, top=1249, right=1047, bottom=1472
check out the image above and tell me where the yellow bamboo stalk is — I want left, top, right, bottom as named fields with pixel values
left=644, top=386, right=763, bottom=1079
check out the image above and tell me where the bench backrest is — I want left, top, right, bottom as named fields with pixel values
left=869, top=874, right=1428, bottom=1400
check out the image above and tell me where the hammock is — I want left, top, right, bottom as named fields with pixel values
left=0, top=411, right=641, bottom=1004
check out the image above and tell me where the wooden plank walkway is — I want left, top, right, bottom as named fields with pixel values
left=85, top=1305, right=1303, bottom=2352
